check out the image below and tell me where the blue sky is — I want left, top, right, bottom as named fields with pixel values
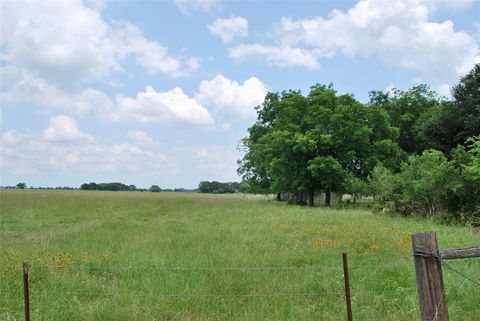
left=1, top=0, right=479, bottom=188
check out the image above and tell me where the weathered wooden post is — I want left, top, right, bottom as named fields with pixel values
left=23, top=261, right=30, bottom=321
left=342, top=252, right=353, bottom=321
left=412, top=232, right=449, bottom=321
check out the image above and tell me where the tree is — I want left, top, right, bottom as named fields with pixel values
left=419, top=63, right=480, bottom=155
left=198, top=181, right=240, bottom=193
left=80, top=182, right=98, bottom=190
left=149, top=185, right=162, bottom=193
left=16, top=182, right=26, bottom=189
left=239, top=84, right=400, bottom=206
left=306, top=85, right=400, bottom=205
left=369, top=85, right=440, bottom=155
left=451, top=63, right=480, bottom=143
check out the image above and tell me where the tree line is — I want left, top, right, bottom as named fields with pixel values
left=238, top=64, right=479, bottom=223
left=198, top=181, right=247, bottom=193
left=79, top=182, right=196, bottom=192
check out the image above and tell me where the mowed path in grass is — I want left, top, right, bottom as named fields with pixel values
left=1, top=190, right=479, bottom=321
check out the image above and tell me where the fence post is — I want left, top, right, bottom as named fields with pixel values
left=412, top=232, right=449, bottom=321
left=23, top=261, right=30, bottom=321
left=342, top=252, right=353, bottom=321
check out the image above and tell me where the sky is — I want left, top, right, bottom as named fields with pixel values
left=1, top=0, right=479, bottom=189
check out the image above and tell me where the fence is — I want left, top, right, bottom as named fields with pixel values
left=2, top=232, right=479, bottom=321
left=412, top=231, right=480, bottom=321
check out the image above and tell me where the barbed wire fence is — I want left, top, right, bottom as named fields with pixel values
left=1, top=258, right=423, bottom=321
left=1, top=234, right=479, bottom=321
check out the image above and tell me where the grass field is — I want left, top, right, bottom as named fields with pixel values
left=1, top=190, right=479, bottom=321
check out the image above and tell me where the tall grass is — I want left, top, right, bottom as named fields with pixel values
left=1, top=190, right=478, bottom=320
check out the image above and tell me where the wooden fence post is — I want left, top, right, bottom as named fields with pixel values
left=412, top=232, right=449, bottom=321
left=23, top=261, right=30, bottom=321
left=342, top=253, right=353, bottom=321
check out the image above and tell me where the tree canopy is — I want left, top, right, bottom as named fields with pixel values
left=239, top=63, right=479, bottom=223
left=239, top=84, right=399, bottom=206
left=198, top=181, right=242, bottom=194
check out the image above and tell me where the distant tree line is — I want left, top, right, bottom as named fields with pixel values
left=80, top=182, right=137, bottom=191
left=78, top=182, right=196, bottom=193
left=148, top=185, right=195, bottom=192
left=239, top=64, right=480, bottom=224
left=1, top=183, right=78, bottom=190
left=198, top=181, right=246, bottom=194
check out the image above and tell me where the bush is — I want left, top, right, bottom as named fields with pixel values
left=369, top=140, right=480, bottom=223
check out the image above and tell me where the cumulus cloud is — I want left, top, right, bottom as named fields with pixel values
left=0, top=1, right=197, bottom=87
left=229, top=44, right=320, bottom=69
left=43, top=115, right=92, bottom=142
left=1, top=129, right=27, bottom=146
left=1, top=128, right=239, bottom=187
left=423, top=0, right=476, bottom=11
left=103, top=86, right=215, bottom=126
left=1, top=126, right=170, bottom=178
left=111, top=21, right=198, bottom=77
left=127, top=130, right=157, bottom=146
left=175, top=144, right=241, bottom=179
left=229, top=0, right=480, bottom=91
left=208, top=16, right=249, bottom=43
left=195, top=74, right=268, bottom=118
left=219, top=122, right=232, bottom=132
left=0, top=66, right=112, bottom=116
left=174, top=0, right=220, bottom=15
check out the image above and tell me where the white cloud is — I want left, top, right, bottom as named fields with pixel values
left=1, top=128, right=239, bottom=187
left=1, top=0, right=204, bottom=128
left=208, top=16, right=248, bottom=43
left=1, top=1, right=197, bottom=87
left=386, top=83, right=397, bottom=94
left=1, top=130, right=27, bottom=146
left=43, top=115, right=92, bottom=142
left=84, top=0, right=108, bottom=12
left=174, top=0, right=220, bottom=15
left=195, top=74, right=268, bottom=119
left=436, top=84, right=452, bottom=97
left=127, top=130, right=157, bottom=146
left=103, top=86, right=215, bottom=126
left=219, top=122, right=232, bottom=132
left=0, top=66, right=112, bottom=116
left=1, top=127, right=170, bottom=178
left=176, top=144, right=240, bottom=179
left=229, top=44, right=320, bottom=69
left=111, top=21, right=198, bottom=77
left=423, top=0, right=476, bottom=11
left=229, top=0, right=480, bottom=91
left=110, top=143, right=145, bottom=157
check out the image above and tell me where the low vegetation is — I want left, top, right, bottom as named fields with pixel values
left=1, top=190, right=478, bottom=321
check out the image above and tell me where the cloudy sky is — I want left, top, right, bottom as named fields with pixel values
left=1, top=0, right=479, bottom=188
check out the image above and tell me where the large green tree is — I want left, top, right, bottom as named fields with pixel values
left=419, top=63, right=480, bottom=155
left=239, top=84, right=399, bottom=206
left=369, top=84, right=441, bottom=155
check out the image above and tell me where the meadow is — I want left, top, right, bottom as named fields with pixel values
left=1, top=190, right=479, bottom=321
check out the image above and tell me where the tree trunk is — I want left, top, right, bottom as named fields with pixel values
left=325, top=189, right=331, bottom=207
left=299, top=191, right=304, bottom=203
left=308, top=191, right=314, bottom=207
left=276, top=193, right=281, bottom=202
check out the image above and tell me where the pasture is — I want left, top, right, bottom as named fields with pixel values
left=1, top=190, right=479, bottom=320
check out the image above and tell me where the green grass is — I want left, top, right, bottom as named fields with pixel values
left=1, top=190, right=479, bottom=321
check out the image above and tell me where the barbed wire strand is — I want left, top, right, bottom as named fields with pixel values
left=414, top=250, right=480, bottom=287
left=0, top=262, right=412, bottom=271
left=1, top=290, right=343, bottom=298
left=441, top=260, right=480, bottom=287
left=0, top=287, right=419, bottom=298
